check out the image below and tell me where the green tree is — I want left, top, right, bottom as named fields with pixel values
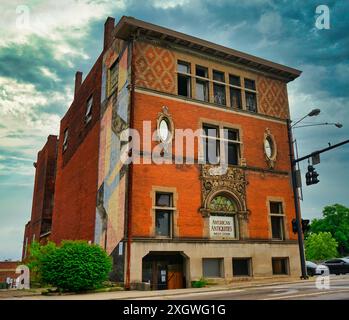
left=41, top=241, right=112, bottom=292
left=26, top=241, right=57, bottom=284
left=305, top=232, right=338, bottom=261
left=310, top=204, right=349, bottom=255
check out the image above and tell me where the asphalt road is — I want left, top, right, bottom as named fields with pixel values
left=135, top=275, right=349, bottom=300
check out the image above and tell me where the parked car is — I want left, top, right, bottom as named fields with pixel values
left=306, top=261, right=322, bottom=276
left=322, top=258, right=349, bottom=275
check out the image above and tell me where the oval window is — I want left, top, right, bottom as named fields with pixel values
left=264, top=136, right=274, bottom=159
left=159, top=119, right=170, bottom=142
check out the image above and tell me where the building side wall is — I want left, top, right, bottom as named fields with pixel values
left=94, top=38, right=131, bottom=258
left=51, top=55, right=103, bottom=244
left=22, top=135, right=58, bottom=259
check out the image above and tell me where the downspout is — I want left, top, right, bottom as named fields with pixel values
left=125, top=37, right=135, bottom=290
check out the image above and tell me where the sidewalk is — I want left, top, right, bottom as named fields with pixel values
left=1, top=276, right=317, bottom=300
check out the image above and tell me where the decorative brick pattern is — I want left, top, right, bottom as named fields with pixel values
left=134, top=41, right=176, bottom=94
left=257, top=76, right=290, bottom=119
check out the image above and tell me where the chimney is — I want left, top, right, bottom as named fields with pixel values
left=74, top=71, right=82, bottom=98
left=104, top=17, right=115, bottom=50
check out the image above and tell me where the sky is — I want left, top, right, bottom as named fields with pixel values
left=0, top=0, right=348, bottom=260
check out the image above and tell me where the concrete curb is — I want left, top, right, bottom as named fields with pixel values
left=4, top=275, right=348, bottom=300
left=113, top=278, right=312, bottom=300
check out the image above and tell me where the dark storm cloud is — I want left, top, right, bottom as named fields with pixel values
left=0, top=36, right=69, bottom=92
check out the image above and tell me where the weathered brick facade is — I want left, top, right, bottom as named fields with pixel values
left=22, top=16, right=302, bottom=289
left=22, top=135, right=58, bottom=260
left=0, top=261, right=20, bottom=283
left=50, top=54, right=103, bottom=244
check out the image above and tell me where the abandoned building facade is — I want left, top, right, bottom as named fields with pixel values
left=23, top=16, right=302, bottom=289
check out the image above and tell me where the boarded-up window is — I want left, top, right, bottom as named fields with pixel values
left=202, top=258, right=223, bottom=277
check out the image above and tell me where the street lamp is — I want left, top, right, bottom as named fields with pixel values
left=293, top=122, right=343, bottom=129
left=291, top=108, right=321, bottom=128
left=287, top=108, right=321, bottom=279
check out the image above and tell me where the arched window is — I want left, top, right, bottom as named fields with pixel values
left=208, top=194, right=238, bottom=239
left=209, top=195, right=237, bottom=213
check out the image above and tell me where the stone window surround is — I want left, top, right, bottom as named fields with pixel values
left=266, top=196, right=289, bottom=241
left=202, top=257, right=225, bottom=278
left=175, top=57, right=259, bottom=113
left=232, top=257, right=253, bottom=277
left=264, top=128, right=278, bottom=169
left=149, top=186, right=178, bottom=239
left=198, top=117, right=245, bottom=166
left=271, top=256, right=290, bottom=276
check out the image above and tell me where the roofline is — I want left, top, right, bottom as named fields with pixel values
left=114, top=16, right=301, bottom=82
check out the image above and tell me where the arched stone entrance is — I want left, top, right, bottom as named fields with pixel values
left=142, top=251, right=188, bottom=290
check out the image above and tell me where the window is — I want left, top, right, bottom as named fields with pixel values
left=229, top=75, right=242, bottom=109
left=233, top=258, right=252, bottom=277
left=270, top=201, right=285, bottom=240
left=272, top=258, right=289, bottom=275
left=244, top=78, right=257, bottom=112
left=223, top=128, right=240, bottom=165
left=85, top=95, right=93, bottom=123
left=158, top=118, right=171, bottom=143
left=177, top=61, right=191, bottom=97
left=156, top=193, right=173, bottom=207
left=155, top=192, right=174, bottom=237
left=213, top=70, right=226, bottom=105
left=62, top=128, right=69, bottom=152
left=202, top=124, right=219, bottom=164
left=264, top=136, right=275, bottom=159
left=108, top=60, right=118, bottom=95
left=202, top=125, right=241, bottom=165
left=202, top=258, right=223, bottom=277
left=195, top=66, right=209, bottom=102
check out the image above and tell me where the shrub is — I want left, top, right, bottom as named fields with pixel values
left=41, top=241, right=112, bottom=292
left=191, top=278, right=208, bottom=288
left=26, top=241, right=57, bottom=284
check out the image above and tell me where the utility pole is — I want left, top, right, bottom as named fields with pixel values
left=287, top=119, right=308, bottom=279
left=288, top=123, right=349, bottom=279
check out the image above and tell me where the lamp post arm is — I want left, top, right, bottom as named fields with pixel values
left=293, top=122, right=342, bottom=129
left=291, top=114, right=309, bottom=128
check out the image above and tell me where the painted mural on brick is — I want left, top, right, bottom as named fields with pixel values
left=95, top=41, right=131, bottom=269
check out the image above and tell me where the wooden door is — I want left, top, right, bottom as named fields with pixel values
left=167, top=271, right=183, bottom=289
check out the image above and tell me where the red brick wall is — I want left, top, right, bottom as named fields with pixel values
left=22, top=135, right=58, bottom=259
left=0, top=262, right=19, bottom=282
left=50, top=54, right=103, bottom=244
left=130, top=91, right=297, bottom=240
left=22, top=222, right=31, bottom=260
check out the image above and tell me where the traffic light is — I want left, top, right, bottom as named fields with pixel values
left=305, top=171, right=312, bottom=185
left=301, top=219, right=310, bottom=233
left=312, top=170, right=320, bottom=184
left=292, top=219, right=298, bottom=234
left=292, top=219, right=310, bottom=234
left=305, top=165, right=320, bottom=185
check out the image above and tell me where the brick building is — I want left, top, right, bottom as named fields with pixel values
left=0, top=261, right=20, bottom=284
left=22, top=135, right=58, bottom=259
left=23, top=16, right=302, bottom=289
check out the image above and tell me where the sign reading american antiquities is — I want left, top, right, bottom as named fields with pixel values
left=209, top=216, right=235, bottom=239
